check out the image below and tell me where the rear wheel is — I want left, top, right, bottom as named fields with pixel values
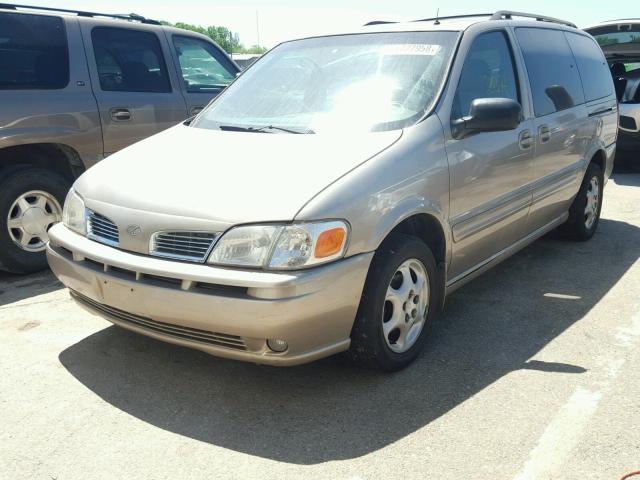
left=560, top=162, right=603, bottom=241
left=350, top=233, right=443, bottom=371
left=0, top=167, right=69, bottom=273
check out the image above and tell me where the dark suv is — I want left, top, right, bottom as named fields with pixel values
left=0, top=4, right=239, bottom=273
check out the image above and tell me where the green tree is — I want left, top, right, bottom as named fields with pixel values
left=162, top=21, right=261, bottom=54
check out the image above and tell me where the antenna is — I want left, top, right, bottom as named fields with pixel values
left=434, top=8, right=440, bottom=25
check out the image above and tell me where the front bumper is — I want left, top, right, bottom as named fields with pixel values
left=47, top=223, right=373, bottom=366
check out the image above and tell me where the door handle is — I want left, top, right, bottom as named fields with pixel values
left=110, top=108, right=132, bottom=121
left=518, top=129, right=533, bottom=150
left=538, top=125, right=551, bottom=143
left=588, top=106, right=614, bottom=117
left=189, top=106, right=204, bottom=116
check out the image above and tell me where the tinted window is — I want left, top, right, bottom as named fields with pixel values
left=453, top=31, right=519, bottom=119
left=565, top=32, right=613, bottom=102
left=173, top=36, right=236, bottom=93
left=92, top=27, right=171, bottom=93
left=515, top=28, right=584, bottom=117
left=0, top=13, right=69, bottom=90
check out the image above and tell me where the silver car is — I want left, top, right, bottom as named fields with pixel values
left=47, top=11, right=618, bottom=370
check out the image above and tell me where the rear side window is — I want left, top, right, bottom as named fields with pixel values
left=565, top=32, right=613, bottom=102
left=453, top=31, right=519, bottom=119
left=91, top=27, right=171, bottom=93
left=172, top=36, right=237, bottom=93
left=515, top=28, right=584, bottom=117
left=0, top=12, right=69, bottom=90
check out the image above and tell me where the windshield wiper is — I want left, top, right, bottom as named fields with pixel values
left=218, top=125, right=313, bottom=134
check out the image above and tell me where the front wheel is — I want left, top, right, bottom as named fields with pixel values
left=560, top=162, right=603, bottom=241
left=350, top=233, right=443, bottom=371
left=0, top=167, right=69, bottom=274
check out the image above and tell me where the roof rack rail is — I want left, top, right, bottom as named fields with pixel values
left=0, top=3, right=161, bottom=25
left=364, top=20, right=397, bottom=26
left=412, top=13, right=493, bottom=24
left=364, top=10, right=576, bottom=29
left=490, top=10, right=576, bottom=28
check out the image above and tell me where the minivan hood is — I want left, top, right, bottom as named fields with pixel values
left=76, top=123, right=402, bottom=224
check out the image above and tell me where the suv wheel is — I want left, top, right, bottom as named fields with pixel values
left=0, top=167, right=69, bottom=274
left=350, top=233, right=443, bottom=371
left=560, top=162, right=604, bottom=241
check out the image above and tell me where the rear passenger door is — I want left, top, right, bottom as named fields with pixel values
left=445, top=30, right=535, bottom=280
left=514, top=27, right=590, bottom=228
left=564, top=32, right=618, bottom=151
left=81, top=24, right=188, bottom=155
left=166, top=34, right=239, bottom=116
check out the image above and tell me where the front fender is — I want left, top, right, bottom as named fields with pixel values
left=296, top=116, right=451, bottom=261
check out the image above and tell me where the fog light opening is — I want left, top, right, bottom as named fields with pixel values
left=267, top=338, right=288, bottom=353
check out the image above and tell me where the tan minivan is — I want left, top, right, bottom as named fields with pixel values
left=48, top=11, right=618, bottom=371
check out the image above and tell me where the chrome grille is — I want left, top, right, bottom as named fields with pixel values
left=87, top=211, right=119, bottom=247
left=72, top=291, right=247, bottom=350
left=150, top=231, right=217, bottom=262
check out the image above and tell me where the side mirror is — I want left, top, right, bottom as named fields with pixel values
left=452, top=98, right=522, bottom=139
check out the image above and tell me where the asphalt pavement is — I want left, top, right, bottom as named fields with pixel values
left=1, top=169, right=640, bottom=480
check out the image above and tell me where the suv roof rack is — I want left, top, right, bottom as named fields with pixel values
left=489, top=11, right=576, bottom=28
left=364, top=10, right=576, bottom=29
left=0, top=3, right=161, bottom=25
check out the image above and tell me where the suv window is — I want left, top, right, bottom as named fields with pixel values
left=453, top=31, right=519, bottom=119
left=0, top=12, right=69, bottom=90
left=515, top=28, right=584, bottom=117
left=172, top=36, right=236, bottom=93
left=565, top=32, right=613, bottom=102
left=91, top=27, right=171, bottom=93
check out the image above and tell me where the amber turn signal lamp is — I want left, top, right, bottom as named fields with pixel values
left=315, top=227, right=346, bottom=258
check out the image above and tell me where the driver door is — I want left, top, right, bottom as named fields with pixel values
left=444, top=30, right=535, bottom=280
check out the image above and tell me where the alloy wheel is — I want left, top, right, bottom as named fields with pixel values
left=382, top=258, right=430, bottom=353
left=584, top=176, right=600, bottom=230
left=7, top=190, right=62, bottom=252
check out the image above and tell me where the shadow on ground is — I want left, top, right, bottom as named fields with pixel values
left=58, top=217, right=640, bottom=464
left=0, top=270, right=62, bottom=307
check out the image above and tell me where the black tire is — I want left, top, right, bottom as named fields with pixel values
left=0, top=167, right=70, bottom=274
left=560, top=162, right=604, bottom=241
left=349, top=233, right=443, bottom=371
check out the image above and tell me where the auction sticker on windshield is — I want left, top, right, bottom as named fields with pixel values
left=381, top=44, right=442, bottom=55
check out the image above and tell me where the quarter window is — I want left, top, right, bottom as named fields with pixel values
left=0, top=12, right=69, bottom=90
left=515, top=28, right=584, bottom=117
left=453, top=31, right=519, bottom=119
left=565, top=32, right=613, bottom=102
left=172, top=36, right=237, bottom=93
left=91, top=27, right=171, bottom=93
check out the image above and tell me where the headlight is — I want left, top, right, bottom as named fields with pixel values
left=207, top=225, right=282, bottom=267
left=208, top=220, right=349, bottom=270
left=62, top=189, right=86, bottom=235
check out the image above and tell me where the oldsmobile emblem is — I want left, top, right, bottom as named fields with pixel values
left=126, top=224, right=142, bottom=237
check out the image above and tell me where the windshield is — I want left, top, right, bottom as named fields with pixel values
left=191, top=31, right=459, bottom=134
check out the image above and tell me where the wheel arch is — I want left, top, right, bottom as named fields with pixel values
left=589, top=148, right=606, bottom=172
left=381, top=212, right=449, bottom=310
left=0, top=143, right=86, bottom=182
